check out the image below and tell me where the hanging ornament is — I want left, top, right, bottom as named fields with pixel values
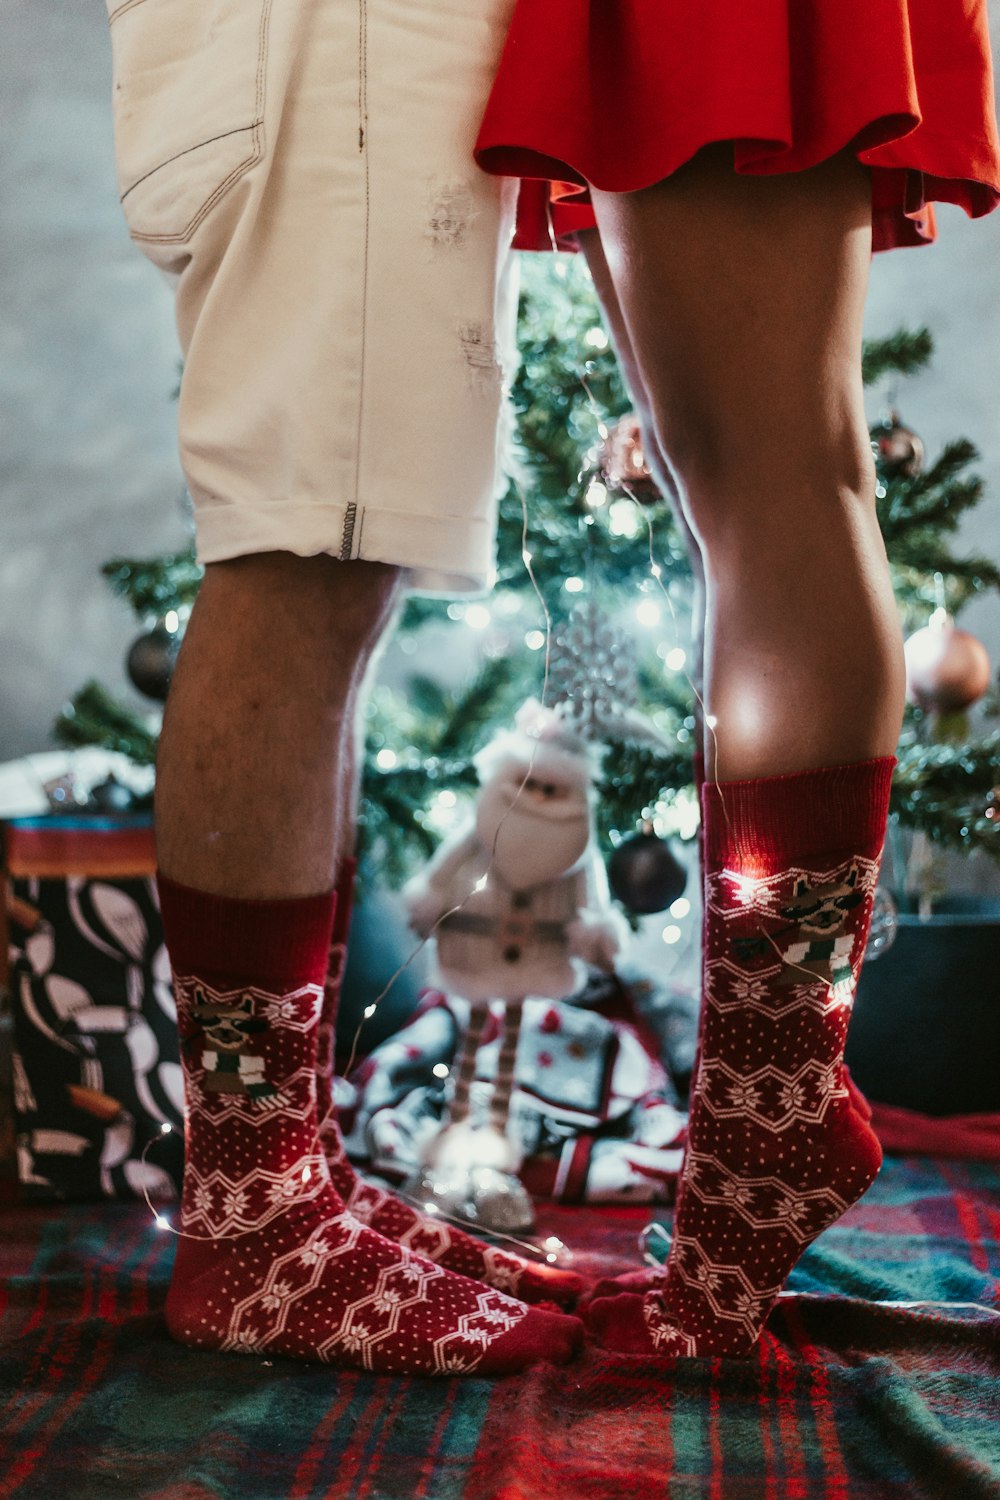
left=864, top=885, right=898, bottom=960
left=608, top=823, right=687, bottom=914
left=126, top=619, right=182, bottom=702
left=88, top=773, right=135, bottom=814
left=548, top=597, right=670, bottom=746
left=599, top=413, right=661, bottom=504
left=903, top=611, right=991, bottom=713
left=873, top=409, right=925, bottom=480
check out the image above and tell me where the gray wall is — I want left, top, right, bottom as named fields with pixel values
left=2, top=0, right=999, bottom=764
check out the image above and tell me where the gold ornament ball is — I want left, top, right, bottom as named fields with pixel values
left=599, top=413, right=661, bottom=503
left=903, top=615, right=992, bottom=712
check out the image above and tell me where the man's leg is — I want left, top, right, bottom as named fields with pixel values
left=584, top=145, right=904, bottom=1356
left=156, top=552, right=400, bottom=899
left=155, top=551, right=582, bottom=1371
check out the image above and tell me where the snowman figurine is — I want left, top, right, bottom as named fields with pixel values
left=403, top=700, right=622, bottom=1230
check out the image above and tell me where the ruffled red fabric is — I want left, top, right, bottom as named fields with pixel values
left=475, top=0, right=1000, bottom=254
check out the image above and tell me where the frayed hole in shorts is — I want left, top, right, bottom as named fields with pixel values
left=457, top=321, right=503, bottom=395
left=427, top=180, right=480, bottom=252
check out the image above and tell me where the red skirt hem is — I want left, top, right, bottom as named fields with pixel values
left=475, top=1, right=1000, bottom=254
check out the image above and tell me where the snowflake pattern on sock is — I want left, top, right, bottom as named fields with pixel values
left=167, top=974, right=581, bottom=1374
left=588, top=839, right=886, bottom=1358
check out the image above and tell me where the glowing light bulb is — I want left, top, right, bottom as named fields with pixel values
left=664, top=647, right=686, bottom=672
left=543, top=1236, right=564, bottom=1251
left=474, top=875, right=489, bottom=893
left=363, top=1004, right=377, bottom=1019
left=650, top=563, right=663, bottom=579
left=662, top=924, right=682, bottom=945
left=154, top=1215, right=171, bottom=1231
left=465, top=603, right=491, bottom=630
left=522, top=549, right=533, bottom=565
left=636, top=599, right=661, bottom=628
left=706, top=714, right=718, bottom=729
left=376, top=748, right=398, bottom=770
left=164, top=610, right=180, bottom=634
left=435, top=790, right=457, bottom=809
left=669, top=897, right=690, bottom=919
left=584, top=326, right=609, bottom=349
left=609, top=499, right=640, bottom=538
left=432, top=1063, right=450, bottom=1079
left=564, top=577, right=585, bottom=593
left=545, top=1253, right=558, bottom=1263
left=302, top=1166, right=312, bottom=1184
left=423, top=1202, right=440, bottom=1215
left=524, top=630, right=545, bottom=651
left=160, top=1122, right=173, bottom=1135
left=585, top=481, right=608, bottom=509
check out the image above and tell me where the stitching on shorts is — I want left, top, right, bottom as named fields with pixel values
left=107, top=0, right=149, bottom=23
left=340, top=504, right=358, bottom=561
left=353, top=0, right=371, bottom=510
left=121, top=127, right=259, bottom=204
left=125, top=0, right=273, bottom=244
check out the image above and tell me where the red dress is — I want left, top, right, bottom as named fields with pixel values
left=475, top=0, right=1000, bottom=253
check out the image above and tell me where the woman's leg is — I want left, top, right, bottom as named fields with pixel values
left=585, top=145, right=904, bottom=1356
left=589, top=144, right=904, bottom=781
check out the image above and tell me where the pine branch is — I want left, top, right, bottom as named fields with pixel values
left=53, top=681, right=159, bottom=766
left=862, top=327, right=933, bottom=386
left=434, top=656, right=523, bottom=757
left=102, top=550, right=203, bottom=619
left=891, top=736, right=1000, bottom=860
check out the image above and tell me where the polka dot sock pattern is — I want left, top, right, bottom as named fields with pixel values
left=158, top=875, right=583, bottom=1374
left=588, top=758, right=893, bottom=1357
left=316, top=860, right=584, bottom=1308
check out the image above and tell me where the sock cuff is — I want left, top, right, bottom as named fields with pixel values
left=702, top=757, right=896, bottom=867
left=157, top=873, right=336, bottom=989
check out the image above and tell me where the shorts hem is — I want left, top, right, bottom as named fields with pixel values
left=192, top=492, right=496, bottom=598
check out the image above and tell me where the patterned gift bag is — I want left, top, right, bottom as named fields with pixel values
left=2, top=817, right=182, bottom=1202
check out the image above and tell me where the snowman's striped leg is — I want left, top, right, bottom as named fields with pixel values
left=489, top=1001, right=525, bottom=1134
left=447, top=999, right=491, bottom=1125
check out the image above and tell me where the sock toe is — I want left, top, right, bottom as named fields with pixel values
left=479, top=1306, right=585, bottom=1375
left=585, top=1292, right=692, bottom=1357
left=576, top=1268, right=665, bottom=1315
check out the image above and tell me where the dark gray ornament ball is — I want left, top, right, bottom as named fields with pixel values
left=90, top=774, right=134, bottom=813
left=608, top=830, right=687, bottom=914
left=127, top=624, right=180, bottom=702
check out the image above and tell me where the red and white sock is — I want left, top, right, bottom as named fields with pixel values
left=316, top=860, right=584, bottom=1308
left=159, top=875, right=582, bottom=1374
left=587, top=759, right=892, bottom=1356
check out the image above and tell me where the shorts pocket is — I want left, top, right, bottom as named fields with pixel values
left=106, top=0, right=272, bottom=267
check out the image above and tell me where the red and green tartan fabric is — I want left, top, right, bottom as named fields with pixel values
left=1, top=1156, right=998, bottom=1498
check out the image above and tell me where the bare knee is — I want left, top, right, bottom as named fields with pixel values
left=661, top=417, right=878, bottom=563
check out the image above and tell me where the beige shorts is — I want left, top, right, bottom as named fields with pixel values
left=105, top=0, right=520, bottom=594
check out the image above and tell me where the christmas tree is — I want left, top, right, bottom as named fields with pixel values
left=56, top=254, right=999, bottom=900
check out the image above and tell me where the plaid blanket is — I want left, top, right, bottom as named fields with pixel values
left=1, top=1158, right=998, bottom=1499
